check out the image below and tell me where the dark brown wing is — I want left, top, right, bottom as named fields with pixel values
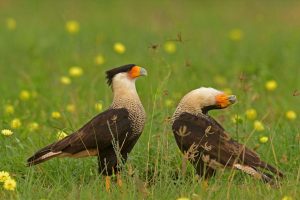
left=27, top=108, right=132, bottom=165
left=206, top=115, right=225, bottom=131
left=51, top=108, right=132, bottom=154
left=172, top=112, right=283, bottom=177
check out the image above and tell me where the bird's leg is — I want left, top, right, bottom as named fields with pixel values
left=195, top=160, right=215, bottom=190
left=201, top=179, right=209, bottom=190
left=204, top=166, right=216, bottom=179
left=117, top=173, right=123, bottom=188
left=105, top=176, right=111, bottom=192
left=98, top=156, right=111, bottom=192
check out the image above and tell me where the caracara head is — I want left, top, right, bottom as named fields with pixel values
left=178, top=87, right=237, bottom=115
left=105, top=64, right=147, bottom=90
left=106, top=64, right=147, bottom=85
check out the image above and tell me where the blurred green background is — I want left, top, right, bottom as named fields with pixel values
left=0, top=1, right=299, bottom=199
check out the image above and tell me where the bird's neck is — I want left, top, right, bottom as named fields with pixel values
left=111, top=78, right=141, bottom=109
left=172, top=99, right=204, bottom=123
left=174, top=103, right=201, bottom=116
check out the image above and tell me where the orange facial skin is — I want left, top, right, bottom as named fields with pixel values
left=216, top=94, right=230, bottom=108
left=129, top=66, right=141, bottom=78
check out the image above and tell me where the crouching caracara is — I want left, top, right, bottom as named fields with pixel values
left=172, top=87, right=284, bottom=183
left=27, top=64, right=147, bottom=190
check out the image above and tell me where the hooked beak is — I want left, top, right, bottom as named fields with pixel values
left=228, top=95, right=237, bottom=105
left=139, top=67, right=147, bottom=76
left=129, top=66, right=148, bottom=78
left=216, top=94, right=237, bottom=108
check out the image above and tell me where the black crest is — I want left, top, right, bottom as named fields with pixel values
left=105, top=64, right=136, bottom=86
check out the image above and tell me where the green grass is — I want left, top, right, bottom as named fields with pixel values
left=1, top=1, right=300, bottom=199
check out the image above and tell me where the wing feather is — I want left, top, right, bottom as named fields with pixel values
left=52, top=108, right=131, bottom=154
left=172, top=112, right=283, bottom=177
left=27, top=108, right=132, bottom=165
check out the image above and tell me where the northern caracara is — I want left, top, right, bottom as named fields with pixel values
left=172, top=87, right=283, bottom=183
left=27, top=64, right=147, bottom=190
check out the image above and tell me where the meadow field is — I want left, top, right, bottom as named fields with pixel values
left=1, top=1, right=300, bottom=199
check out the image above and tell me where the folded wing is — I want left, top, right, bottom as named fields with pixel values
left=172, top=112, right=283, bottom=181
left=27, top=108, right=131, bottom=165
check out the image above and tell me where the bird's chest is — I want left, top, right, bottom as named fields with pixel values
left=128, top=105, right=146, bottom=134
left=111, top=100, right=146, bottom=135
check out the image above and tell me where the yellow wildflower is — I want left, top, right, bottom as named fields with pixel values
left=6, top=18, right=16, bottom=30
left=57, top=131, right=68, bottom=140
left=163, top=41, right=177, bottom=54
left=228, top=28, right=244, bottom=41
left=95, top=102, right=103, bottom=112
left=282, top=195, right=293, bottom=200
left=19, top=90, right=31, bottom=101
left=165, top=99, right=174, bottom=107
left=259, top=136, right=268, bottom=144
left=51, top=111, right=61, bottom=119
left=245, top=108, right=257, bottom=120
left=254, top=120, right=265, bottom=131
left=69, top=66, right=83, bottom=77
left=60, top=76, right=71, bottom=85
left=4, top=104, right=14, bottom=114
left=10, top=118, right=21, bottom=129
left=286, top=110, right=297, bottom=121
left=232, top=114, right=243, bottom=124
left=3, top=178, right=16, bottom=191
left=0, top=171, right=10, bottom=182
left=66, top=104, right=76, bottom=113
left=65, top=20, right=80, bottom=34
left=265, top=80, right=277, bottom=91
left=113, top=42, right=126, bottom=54
left=28, top=122, right=39, bottom=132
left=1, top=129, right=13, bottom=136
left=177, top=198, right=190, bottom=200
left=94, top=54, right=105, bottom=65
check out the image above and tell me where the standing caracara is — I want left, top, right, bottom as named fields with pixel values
left=27, top=64, right=147, bottom=190
left=172, top=87, right=283, bottom=183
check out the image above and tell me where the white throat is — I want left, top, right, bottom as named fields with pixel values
left=111, top=73, right=140, bottom=107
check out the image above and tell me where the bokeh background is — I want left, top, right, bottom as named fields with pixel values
left=1, top=1, right=299, bottom=199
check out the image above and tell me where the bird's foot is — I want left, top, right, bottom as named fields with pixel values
left=117, top=173, right=123, bottom=188
left=105, top=176, right=111, bottom=192
left=201, top=180, right=209, bottom=190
